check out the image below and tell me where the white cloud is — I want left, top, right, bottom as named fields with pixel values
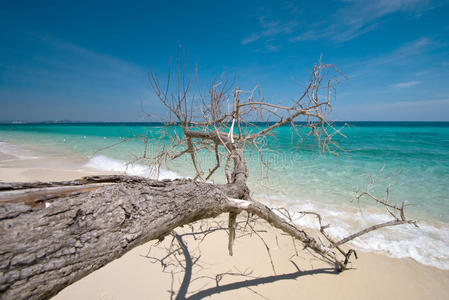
left=241, top=16, right=298, bottom=47
left=240, top=3, right=300, bottom=49
left=241, top=34, right=260, bottom=45
left=290, top=0, right=435, bottom=43
left=345, top=37, right=432, bottom=78
left=390, top=81, right=421, bottom=88
left=243, top=0, right=440, bottom=47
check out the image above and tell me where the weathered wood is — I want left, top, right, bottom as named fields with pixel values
left=0, top=175, right=147, bottom=191
left=0, top=175, right=337, bottom=300
left=0, top=184, right=106, bottom=207
left=0, top=177, right=238, bottom=299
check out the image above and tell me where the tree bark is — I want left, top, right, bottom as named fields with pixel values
left=0, top=176, right=247, bottom=299
left=0, top=175, right=337, bottom=300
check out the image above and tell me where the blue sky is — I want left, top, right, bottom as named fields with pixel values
left=1, top=0, right=448, bottom=121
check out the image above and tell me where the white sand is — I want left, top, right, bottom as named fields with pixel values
left=53, top=218, right=449, bottom=300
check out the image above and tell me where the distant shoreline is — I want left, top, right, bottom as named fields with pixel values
left=1, top=120, right=449, bottom=127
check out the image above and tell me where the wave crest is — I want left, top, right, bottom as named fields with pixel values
left=84, top=155, right=181, bottom=180
left=262, top=194, right=449, bottom=270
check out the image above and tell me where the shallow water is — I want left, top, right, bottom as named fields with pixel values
left=1, top=122, right=448, bottom=269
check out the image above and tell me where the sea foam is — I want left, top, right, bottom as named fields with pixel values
left=0, top=141, right=39, bottom=159
left=84, top=155, right=181, bottom=180
left=260, top=194, right=449, bottom=270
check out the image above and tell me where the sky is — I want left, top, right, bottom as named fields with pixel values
left=1, top=0, right=448, bottom=122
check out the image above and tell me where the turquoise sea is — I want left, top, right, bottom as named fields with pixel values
left=1, top=122, right=449, bottom=269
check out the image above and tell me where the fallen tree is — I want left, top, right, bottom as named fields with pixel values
left=0, top=57, right=416, bottom=299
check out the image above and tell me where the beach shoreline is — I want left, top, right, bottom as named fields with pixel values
left=2, top=139, right=449, bottom=269
left=0, top=140, right=117, bottom=182
left=1, top=141, right=449, bottom=299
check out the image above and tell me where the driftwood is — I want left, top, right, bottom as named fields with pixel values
left=0, top=175, right=335, bottom=300
left=0, top=174, right=415, bottom=300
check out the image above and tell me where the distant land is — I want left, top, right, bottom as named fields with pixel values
left=0, top=120, right=82, bottom=124
left=1, top=120, right=449, bottom=126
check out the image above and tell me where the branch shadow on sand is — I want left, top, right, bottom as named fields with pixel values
left=167, top=233, right=340, bottom=300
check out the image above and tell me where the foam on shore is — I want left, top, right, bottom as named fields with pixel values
left=84, top=154, right=181, bottom=180
left=262, top=193, right=449, bottom=270
left=0, top=141, right=39, bottom=160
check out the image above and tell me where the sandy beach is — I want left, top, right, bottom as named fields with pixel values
left=51, top=216, right=449, bottom=300
left=1, top=145, right=449, bottom=300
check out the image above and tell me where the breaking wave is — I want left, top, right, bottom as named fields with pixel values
left=84, top=155, right=181, bottom=180
left=259, top=194, right=449, bottom=270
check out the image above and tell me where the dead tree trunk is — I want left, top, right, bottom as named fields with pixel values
left=1, top=174, right=356, bottom=300
left=0, top=175, right=323, bottom=299
left=0, top=176, right=242, bottom=299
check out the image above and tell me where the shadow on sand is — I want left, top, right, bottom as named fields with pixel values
left=168, top=233, right=340, bottom=300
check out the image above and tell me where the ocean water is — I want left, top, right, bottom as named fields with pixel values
left=1, top=122, right=449, bottom=269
